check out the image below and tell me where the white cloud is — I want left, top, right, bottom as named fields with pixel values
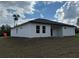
left=43, top=1, right=54, bottom=5
left=54, top=1, right=79, bottom=26
left=0, top=1, right=37, bottom=27
left=55, top=7, right=64, bottom=20
left=40, top=13, right=44, bottom=18
left=42, top=1, right=63, bottom=5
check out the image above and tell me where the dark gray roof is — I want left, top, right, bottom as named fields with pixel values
left=29, top=18, right=75, bottom=27
left=12, top=18, right=75, bottom=29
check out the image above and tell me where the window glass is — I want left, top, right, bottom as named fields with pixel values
left=42, top=26, right=46, bottom=33
left=36, top=25, right=40, bottom=33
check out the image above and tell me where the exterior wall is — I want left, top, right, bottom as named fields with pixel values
left=53, top=27, right=63, bottom=37
left=52, top=26, right=62, bottom=37
left=11, top=23, right=51, bottom=38
left=53, top=29, right=57, bottom=37
left=11, top=23, right=75, bottom=38
left=62, top=26, right=75, bottom=36
left=28, top=23, right=51, bottom=38
left=11, top=23, right=31, bottom=37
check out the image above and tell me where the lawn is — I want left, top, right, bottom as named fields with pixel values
left=0, top=34, right=79, bottom=57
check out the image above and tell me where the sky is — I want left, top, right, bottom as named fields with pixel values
left=0, top=1, right=79, bottom=27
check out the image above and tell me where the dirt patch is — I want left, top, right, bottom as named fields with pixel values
left=0, top=36, right=79, bottom=57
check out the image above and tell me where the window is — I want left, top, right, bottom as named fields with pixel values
left=36, top=25, right=40, bottom=33
left=42, top=26, right=46, bottom=33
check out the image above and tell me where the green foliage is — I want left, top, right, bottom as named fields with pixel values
left=13, top=14, right=20, bottom=27
left=75, top=27, right=79, bottom=33
left=13, top=14, right=20, bottom=21
left=0, top=24, right=11, bottom=36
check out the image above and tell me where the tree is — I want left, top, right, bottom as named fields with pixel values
left=5, top=24, right=11, bottom=36
left=13, top=14, right=20, bottom=27
left=0, top=25, right=11, bottom=36
left=76, top=18, right=79, bottom=26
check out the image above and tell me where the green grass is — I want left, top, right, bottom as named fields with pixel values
left=0, top=34, right=79, bottom=57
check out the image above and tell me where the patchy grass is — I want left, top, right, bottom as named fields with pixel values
left=0, top=34, right=79, bottom=57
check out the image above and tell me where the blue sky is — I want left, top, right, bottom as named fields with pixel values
left=25, top=1, right=65, bottom=20
left=0, top=1, right=79, bottom=27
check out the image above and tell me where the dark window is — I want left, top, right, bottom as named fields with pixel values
left=42, top=26, right=46, bottom=33
left=36, top=25, right=40, bottom=33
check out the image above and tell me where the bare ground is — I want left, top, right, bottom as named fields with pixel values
left=0, top=35, right=79, bottom=58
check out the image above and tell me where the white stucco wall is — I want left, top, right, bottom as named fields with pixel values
left=53, top=29, right=57, bottom=37
left=11, top=23, right=31, bottom=37
left=28, top=23, right=51, bottom=38
left=62, top=26, right=75, bottom=36
left=53, top=27, right=63, bottom=37
left=11, top=23, right=51, bottom=38
left=11, top=23, right=75, bottom=38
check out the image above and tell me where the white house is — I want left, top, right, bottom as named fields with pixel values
left=11, top=18, right=75, bottom=38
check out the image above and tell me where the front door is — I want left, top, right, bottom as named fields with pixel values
left=50, top=26, right=53, bottom=36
